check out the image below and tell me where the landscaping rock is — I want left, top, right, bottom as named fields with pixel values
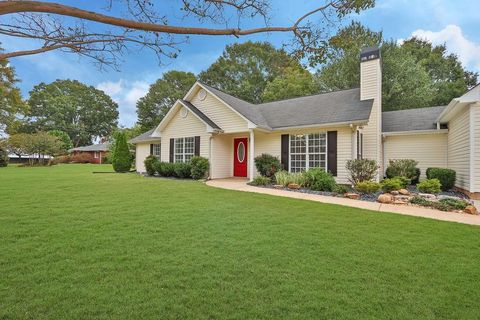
left=391, top=190, right=399, bottom=195
left=394, top=195, right=412, bottom=202
left=274, top=184, right=284, bottom=189
left=287, top=183, right=301, bottom=190
left=378, top=193, right=393, bottom=204
left=399, top=189, right=410, bottom=195
left=393, top=199, right=409, bottom=205
left=345, top=192, right=360, bottom=200
left=464, top=206, right=478, bottom=215
left=419, top=193, right=437, bottom=201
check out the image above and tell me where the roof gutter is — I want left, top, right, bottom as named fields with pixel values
left=271, top=120, right=368, bottom=131
left=382, top=129, right=448, bottom=137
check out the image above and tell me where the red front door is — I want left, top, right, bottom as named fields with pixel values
left=233, top=138, right=248, bottom=177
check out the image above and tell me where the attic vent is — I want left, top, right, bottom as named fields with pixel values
left=198, top=89, right=207, bottom=101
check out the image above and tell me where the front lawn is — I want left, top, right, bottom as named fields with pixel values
left=0, top=164, right=479, bottom=319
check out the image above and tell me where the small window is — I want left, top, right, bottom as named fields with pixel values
left=237, top=142, right=245, bottom=163
left=356, top=130, right=363, bottom=159
left=152, top=144, right=161, bottom=159
left=94, top=152, right=99, bottom=159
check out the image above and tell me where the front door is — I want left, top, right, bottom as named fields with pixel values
left=233, top=138, right=248, bottom=177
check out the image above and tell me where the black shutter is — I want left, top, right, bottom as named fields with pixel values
left=194, top=136, right=200, bottom=156
left=150, top=144, right=153, bottom=155
left=169, top=138, right=174, bottom=163
left=281, top=134, right=289, bottom=171
left=327, top=131, right=337, bottom=176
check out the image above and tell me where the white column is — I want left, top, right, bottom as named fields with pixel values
left=249, top=129, right=255, bottom=181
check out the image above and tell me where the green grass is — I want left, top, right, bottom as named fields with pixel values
left=1, top=164, right=479, bottom=319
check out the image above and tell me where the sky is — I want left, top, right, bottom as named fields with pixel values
left=3, top=0, right=480, bottom=127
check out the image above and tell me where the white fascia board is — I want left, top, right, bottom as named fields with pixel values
left=271, top=120, right=368, bottom=131
left=382, top=129, right=448, bottom=137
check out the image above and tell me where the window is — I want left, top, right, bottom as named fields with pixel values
left=174, top=137, right=195, bottom=163
left=152, top=143, right=161, bottom=159
left=289, top=133, right=326, bottom=173
left=356, top=130, right=363, bottom=159
left=94, top=152, right=99, bottom=159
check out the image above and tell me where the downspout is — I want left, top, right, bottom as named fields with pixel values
left=209, top=134, right=213, bottom=180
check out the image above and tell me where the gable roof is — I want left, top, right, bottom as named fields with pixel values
left=69, top=143, right=110, bottom=152
left=382, top=106, right=446, bottom=133
left=129, top=128, right=160, bottom=144
left=179, top=100, right=221, bottom=130
left=199, top=83, right=374, bottom=130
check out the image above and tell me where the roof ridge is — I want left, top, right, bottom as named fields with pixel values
left=257, top=87, right=361, bottom=106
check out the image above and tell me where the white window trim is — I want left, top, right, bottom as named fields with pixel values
left=152, top=143, right=161, bottom=159
left=94, top=151, right=99, bottom=159
left=174, top=137, right=195, bottom=163
left=288, top=133, right=328, bottom=173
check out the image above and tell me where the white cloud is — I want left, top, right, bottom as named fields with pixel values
left=96, top=80, right=150, bottom=127
left=408, top=24, right=480, bottom=71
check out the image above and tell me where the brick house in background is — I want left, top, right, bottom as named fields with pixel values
left=69, top=143, right=110, bottom=164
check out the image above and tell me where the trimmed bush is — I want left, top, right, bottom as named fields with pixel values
left=303, top=168, right=336, bottom=192
left=254, top=153, right=282, bottom=178
left=355, top=181, right=381, bottom=194
left=190, top=156, right=209, bottom=180
left=392, top=176, right=410, bottom=188
left=157, top=162, right=175, bottom=177
left=274, top=170, right=290, bottom=187
left=426, top=167, right=456, bottom=191
left=174, top=163, right=192, bottom=178
left=250, top=176, right=271, bottom=186
left=144, top=155, right=158, bottom=176
left=112, top=132, right=133, bottom=172
left=417, top=178, right=442, bottom=194
left=385, top=159, right=419, bottom=182
left=70, top=153, right=92, bottom=163
left=0, top=145, right=8, bottom=167
left=345, top=159, right=378, bottom=184
left=381, top=178, right=403, bottom=192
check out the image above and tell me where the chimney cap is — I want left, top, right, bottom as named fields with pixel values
left=360, top=46, right=381, bottom=62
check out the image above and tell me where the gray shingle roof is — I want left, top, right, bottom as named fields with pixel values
left=201, top=83, right=374, bottom=129
left=180, top=100, right=221, bottom=130
left=382, top=106, right=447, bottom=133
left=129, top=128, right=159, bottom=144
left=69, top=143, right=110, bottom=152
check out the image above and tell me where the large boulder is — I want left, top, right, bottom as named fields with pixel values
left=287, top=183, right=301, bottom=190
left=398, top=189, right=410, bottom=196
left=378, top=193, right=394, bottom=204
left=345, top=193, right=360, bottom=200
left=464, top=206, right=478, bottom=215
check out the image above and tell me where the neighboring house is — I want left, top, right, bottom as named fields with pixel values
left=69, top=143, right=110, bottom=164
left=130, top=46, right=480, bottom=199
left=8, top=153, right=53, bottom=163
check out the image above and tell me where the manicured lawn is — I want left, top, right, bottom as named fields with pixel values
left=0, top=164, right=479, bottom=319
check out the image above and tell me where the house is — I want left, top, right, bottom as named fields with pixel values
left=69, top=143, right=110, bottom=164
left=8, top=153, right=53, bottom=164
left=130, top=46, right=480, bottom=199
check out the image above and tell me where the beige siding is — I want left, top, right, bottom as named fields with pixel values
left=190, top=89, right=249, bottom=133
left=160, top=107, right=210, bottom=163
left=135, top=143, right=151, bottom=173
left=210, top=133, right=250, bottom=179
left=473, top=105, right=480, bottom=192
left=253, top=126, right=353, bottom=184
left=383, top=134, right=448, bottom=179
left=448, top=107, right=470, bottom=190
left=360, top=59, right=382, bottom=179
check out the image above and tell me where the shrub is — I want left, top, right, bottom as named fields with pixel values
left=381, top=178, right=403, bottom=192
left=426, top=168, right=456, bottom=191
left=288, top=172, right=306, bottom=187
left=303, top=168, right=336, bottom=192
left=417, top=178, right=442, bottom=194
left=54, top=155, right=71, bottom=163
left=345, top=159, right=378, bottom=184
left=410, top=196, right=431, bottom=206
left=155, top=162, right=175, bottom=177
left=332, top=184, right=350, bottom=194
left=392, top=176, right=410, bottom=188
left=112, top=132, right=133, bottom=172
left=144, top=155, right=158, bottom=176
left=385, top=159, right=419, bottom=182
left=190, top=156, right=210, bottom=180
left=102, top=155, right=112, bottom=164
left=355, top=181, right=381, bottom=194
left=439, top=198, right=469, bottom=210
left=70, top=153, right=91, bottom=163
left=0, top=145, right=8, bottom=167
left=412, top=168, right=421, bottom=184
left=274, top=170, right=290, bottom=186
left=254, top=153, right=282, bottom=178
left=174, top=163, right=192, bottom=178
left=250, top=176, right=271, bottom=186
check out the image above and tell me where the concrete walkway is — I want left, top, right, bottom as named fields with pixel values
left=206, top=178, right=480, bottom=226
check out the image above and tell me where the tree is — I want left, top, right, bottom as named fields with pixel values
left=111, top=132, right=132, bottom=172
left=24, top=80, right=118, bottom=146
left=25, top=132, right=63, bottom=165
left=6, top=133, right=30, bottom=159
left=0, top=46, right=27, bottom=134
left=199, top=41, right=305, bottom=103
left=402, top=37, right=478, bottom=106
left=48, top=130, right=73, bottom=154
left=315, top=21, right=476, bottom=111
left=262, top=67, right=318, bottom=102
left=137, top=71, right=196, bottom=131
left=0, top=1, right=374, bottom=68
left=0, top=139, right=8, bottom=167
